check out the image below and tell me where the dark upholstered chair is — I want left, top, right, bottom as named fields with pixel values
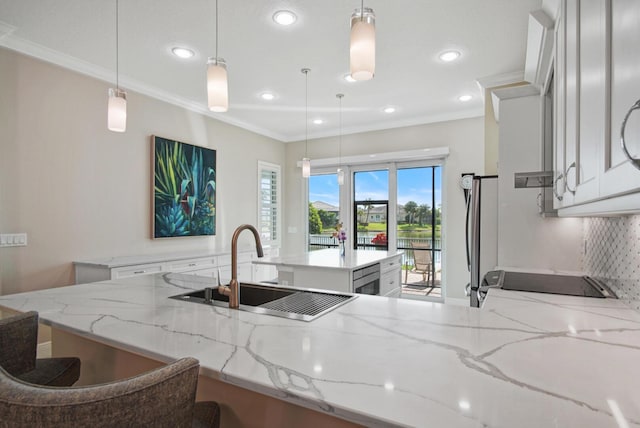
left=0, top=311, right=80, bottom=387
left=0, top=357, right=220, bottom=428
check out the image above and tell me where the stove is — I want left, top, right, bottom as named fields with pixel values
left=474, top=270, right=615, bottom=307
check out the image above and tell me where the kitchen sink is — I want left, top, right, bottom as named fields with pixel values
left=170, top=282, right=356, bottom=322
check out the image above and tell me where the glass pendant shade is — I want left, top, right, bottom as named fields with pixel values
left=337, top=168, right=345, bottom=185
left=107, top=88, right=127, bottom=132
left=302, top=158, right=311, bottom=178
left=207, top=58, right=229, bottom=112
left=350, top=8, right=375, bottom=81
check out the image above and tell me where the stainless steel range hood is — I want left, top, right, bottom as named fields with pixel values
left=514, top=171, right=553, bottom=188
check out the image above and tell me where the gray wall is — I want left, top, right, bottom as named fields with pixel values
left=0, top=48, right=285, bottom=295
left=283, top=117, right=486, bottom=301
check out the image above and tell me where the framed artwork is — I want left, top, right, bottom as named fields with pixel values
left=152, top=135, right=216, bottom=238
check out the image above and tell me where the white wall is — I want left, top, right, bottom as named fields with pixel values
left=283, top=117, right=485, bottom=300
left=497, top=93, right=583, bottom=272
left=0, top=48, right=285, bottom=295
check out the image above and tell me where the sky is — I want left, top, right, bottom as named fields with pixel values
left=309, top=167, right=442, bottom=208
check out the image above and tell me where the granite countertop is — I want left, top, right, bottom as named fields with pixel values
left=253, top=248, right=403, bottom=270
left=1, top=273, right=639, bottom=427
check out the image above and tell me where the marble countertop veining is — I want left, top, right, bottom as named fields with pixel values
left=253, top=248, right=403, bottom=270
left=1, top=273, right=640, bottom=427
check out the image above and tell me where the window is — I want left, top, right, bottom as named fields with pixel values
left=257, top=161, right=281, bottom=247
left=308, top=173, right=340, bottom=250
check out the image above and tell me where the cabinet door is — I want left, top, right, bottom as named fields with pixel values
left=553, top=1, right=567, bottom=210
left=380, top=270, right=401, bottom=297
left=601, top=0, right=640, bottom=197
left=562, top=0, right=579, bottom=205
left=574, top=0, right=607, bottom=204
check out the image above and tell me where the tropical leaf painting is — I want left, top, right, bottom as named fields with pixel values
left=152, top=136, right=216, bottom=238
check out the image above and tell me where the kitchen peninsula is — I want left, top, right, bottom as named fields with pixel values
left=1, top=273, right=639, bottom=427
left=253, top=248, right=403, bottom=296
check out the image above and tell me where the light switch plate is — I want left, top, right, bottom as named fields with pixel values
left=0, top=233, right=27, bottom=247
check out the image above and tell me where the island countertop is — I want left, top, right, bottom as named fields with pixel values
left=253, top=248, right=403, bottom=270
left=1, top=273, right=639, bottom=427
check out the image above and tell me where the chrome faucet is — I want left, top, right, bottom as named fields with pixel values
left=218, top=224, right=264, bottom=309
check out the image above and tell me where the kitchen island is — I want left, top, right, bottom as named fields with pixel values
left=1, top=273, right=639, bottom=427
left=253, top=248, right=404, bottom=296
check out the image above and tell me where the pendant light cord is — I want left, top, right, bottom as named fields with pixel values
left=215, top=0, right=219, bottom=59
left=361, top=0, right=364, bottom=20
left=337, top=94, right=343, bottom=167
left=303, top=69, right=309, bottom=158
left=115, top=0, right=119, bottom=89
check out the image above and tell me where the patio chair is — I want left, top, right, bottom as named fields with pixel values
left=405, top=242, right=433, bottom=286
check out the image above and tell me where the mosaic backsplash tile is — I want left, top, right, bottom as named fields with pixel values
left=583, top=215, right=640, bottom=311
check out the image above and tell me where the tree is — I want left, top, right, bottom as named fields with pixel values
left=416, top=204, right=431, bottom=226
left=308, top=203, right=322, bottom=234
left=404, top=201, right=418, bottom=225
left=317, top=210, right=338, bottom=230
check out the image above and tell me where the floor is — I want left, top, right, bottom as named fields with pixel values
left=401, top=270, right=442, bottom=299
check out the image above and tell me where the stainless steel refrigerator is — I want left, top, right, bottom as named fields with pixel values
left=464, top=175, right=498, bottom=307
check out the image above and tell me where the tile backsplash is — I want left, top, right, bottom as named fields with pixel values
left=583, top=215, right=640, bottom=310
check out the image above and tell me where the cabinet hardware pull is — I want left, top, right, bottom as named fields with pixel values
left=565, top=162, right=576, bottom=195
left=553, top=173, right=564, bottom=201
left=133, top=270, right=146, bottom=274
left=621, top=99, right=640, bottom=171
left=188, top=263, right=197, bottom=266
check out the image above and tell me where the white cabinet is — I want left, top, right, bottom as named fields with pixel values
left=600, top=0, right=640, bottom=198
left=379, top=255, right=402, bottom=297
left=74, top=250, right=260, bottom=284
left=553, top=0, right=640, bottom=215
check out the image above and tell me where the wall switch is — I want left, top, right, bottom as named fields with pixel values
left=0, top=233, right=27, bottom=247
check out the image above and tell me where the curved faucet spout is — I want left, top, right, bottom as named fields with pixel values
left=219, top=224, right=264, bottom=309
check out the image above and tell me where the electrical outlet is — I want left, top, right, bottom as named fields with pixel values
left=0, top=233, right=27, bottom=247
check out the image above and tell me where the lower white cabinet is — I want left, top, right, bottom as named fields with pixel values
left=379, top=255, right=402, bottom=297
left=74, top=249, right=265, bottom=284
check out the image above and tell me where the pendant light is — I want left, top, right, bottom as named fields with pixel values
left=107, top=0, right=127, bottom=132
left=350, top=0, right=376, bottom=81
left=301, top=68, right=311, bottom=178
left=207, top=0, right=228, bottom=112
left=336, top=93, right=345, bottom=186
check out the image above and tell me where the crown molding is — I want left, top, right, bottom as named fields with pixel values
left=283, top=108, right=484, bottom=143
left=475, top=70, right=525, bottom=92
left=0, top=34, right=288, bottom=142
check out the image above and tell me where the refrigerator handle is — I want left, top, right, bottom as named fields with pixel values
left=465, top=190, right=471, bottom=271
left=469, top=178, right=482, bottom=295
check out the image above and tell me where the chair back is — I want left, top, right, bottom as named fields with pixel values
left=411, top=242, right=432, bottom=269
left=0, top=357, right=200, bottom=428
left=0, top=311, right=38, bottom=376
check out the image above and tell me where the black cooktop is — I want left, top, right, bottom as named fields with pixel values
left=500, top=271, right=611, bottom=298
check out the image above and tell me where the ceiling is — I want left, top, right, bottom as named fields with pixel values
left=0, top=0, right=542, bottom=142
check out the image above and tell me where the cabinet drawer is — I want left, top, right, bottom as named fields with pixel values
left=380, top=256, right=402, bottom=274
left=113, top=263, right=163, bottom=279
left=167, top=257, right=217, bottom=273
left=380, top=270, right=401, bottom=296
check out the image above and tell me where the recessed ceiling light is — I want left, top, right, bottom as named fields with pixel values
left=439, top=50, right=461, bottom=62
left=171, top=47, right=195, bottom=59
left=344, top=73, right=356, bottom=83
left=458, top=95, right=472, bottom=102
left=313, top=119, right=323, bottom=125
left=273, top=10, right=297, bottom=26
left=383, top=106, right=396, bottom=114
left=458, top=400, right=471, bottom=411
left=260, top=92, right=276, bottom=101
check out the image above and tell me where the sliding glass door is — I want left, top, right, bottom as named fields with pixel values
left=353, top=169, right=389, bottom=250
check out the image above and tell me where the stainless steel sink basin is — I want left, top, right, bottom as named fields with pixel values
left=170, top=282, right=356, bottom=322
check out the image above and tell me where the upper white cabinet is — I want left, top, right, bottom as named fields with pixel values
left=600, top=0, right=640, bottom=198
left=553, top=0, right=640, bottom=215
